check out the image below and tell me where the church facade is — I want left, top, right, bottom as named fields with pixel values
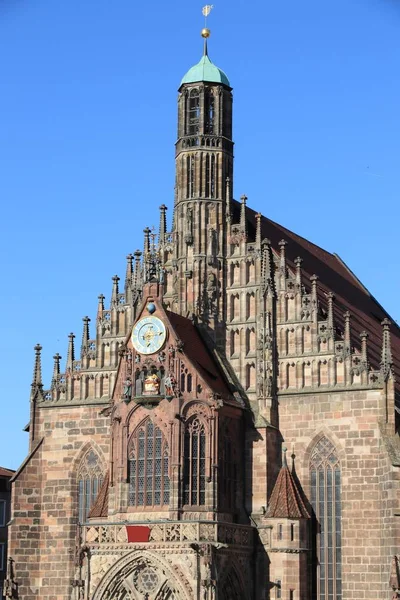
left=5, top=32, right=400, bottom=600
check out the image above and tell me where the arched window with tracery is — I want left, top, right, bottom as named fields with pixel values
left=183, top=418, right=206, bottom=506
left=310, top=436, right=342, bottom=600
left=187, top=89, right=200, bottom=135
left=128, top=419, right=170, bottom=508
left=77, top=449, right=104, bottom=523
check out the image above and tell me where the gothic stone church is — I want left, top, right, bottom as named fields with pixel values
left=6, top=34, right=400, bottom=600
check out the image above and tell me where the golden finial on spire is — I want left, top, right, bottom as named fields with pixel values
left=201, top=5, right=213, bottom=54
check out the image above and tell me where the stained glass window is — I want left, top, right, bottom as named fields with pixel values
left=77, top=449, right=104, bottom=523
left=183, top=418, right=206, bottom=506
left=310, top=437, right=341, bottom=600
left=128, top=419, right=170, bottom=508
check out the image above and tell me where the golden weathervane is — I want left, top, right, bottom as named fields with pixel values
left=201, top=5, right=214, bottom=39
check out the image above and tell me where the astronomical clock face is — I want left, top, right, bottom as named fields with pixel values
left=131, top=316, right=167, bottom=355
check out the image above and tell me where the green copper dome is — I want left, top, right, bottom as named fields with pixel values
left=180, top=54, right=230, bottom=87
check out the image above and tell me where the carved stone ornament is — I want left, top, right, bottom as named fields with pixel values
left=91, top=550, right=192, bottom=600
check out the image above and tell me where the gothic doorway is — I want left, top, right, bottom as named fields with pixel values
left=92, top=551, right=190, bottom=600
left=219, top=565, right=248, bottom=600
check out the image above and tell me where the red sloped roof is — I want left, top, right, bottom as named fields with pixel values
left=166, top=310, right=233, bottom=400
left=0, top=467, right=15, bottom=477
left=232, top=200, right=400, bottom=394
left=266, top=457, right=310, bottom=519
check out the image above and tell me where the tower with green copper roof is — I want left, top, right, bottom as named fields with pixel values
left=173, top=20, right=234, bottom=346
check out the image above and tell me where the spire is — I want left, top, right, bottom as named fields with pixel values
left=240, top=194, right=247, bottom=234
left=51, top=353, right=61, bottom=388
left=31, top=344, right=43, bottom=389
left=97, top=295, right=105, bottom=322
left=294, top=256, right=303, bottom=287
left=255, top=213, right=262, bottom=248
left=125, top=254, right=133, bottom=287
left=344, top=310, right=351, bottom=353
left=380, top=318, right=393, bottom=377
left=327, top=292, right=335, bottom=336
left=265, top=447, right=310, bottom=519
left=66, top=333, right=75, bottom=370
left=133, top=250, right=142, bottom=291
left=261, top=239, right=274, bottom=294
left=159, top=204, right=167, bottom=245
left=111, top=275, right=120, bottom=306
left=81, top=316, right=90, bottom=356
left=143, top=227, right=151, bottom=258
left=279, top=240, right=287, bottom=274
left=310, top=274, right=318, bottom=316
left=201, top=4, right=212, bottom=56
left=360, top=331, right=369, bottom=367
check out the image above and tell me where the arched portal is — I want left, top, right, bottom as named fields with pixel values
left=219, top=564, right=248, bottom=600
left=92, top=550, right=191, bottom=600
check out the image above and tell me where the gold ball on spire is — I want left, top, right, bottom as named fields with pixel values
left=201, top=28, right=211, bottom=38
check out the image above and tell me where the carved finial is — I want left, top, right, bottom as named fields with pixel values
left=51, top=353, right=62, bottom=388
left=327, top=292, right=335, bottom=334
left=256, top=213, right=262, bottom=248
left=294, top=256, right=303, bottom=286
left=240, top=194, right=247, bottom=233
left=66, top=333, right=75, bottom=369
left=291, top=448, right=296, bottom=474
left=344, top=311, right=351, bottom=350
left=360, top=331, right=369, bottom=366
left=225, top=177, right=231, bottom=223
left=143, top=227, right=151, bottom=258
left=380, top=318, right=393, bottom=377
left=97, top=294, right=105, bottom=314
left=159, top=204, right=167, bottom=245
left=111, top=275, right=120, bottom=305
left=279, top=240, right=287, bottom=272
left=282, top=446, right=288, bottom=468
left=125, top=254, right=133, bottom=284
left=310, top=275, right=319, bottom=320
left=32, top=344, right=43, bottom=388
left=133, top=250, right=142, bottom=291
left=81, top=316, right=90, bottom=356
left=261, top=238, right=274, bottom=294
left=310, top=274, right=318, bottom=296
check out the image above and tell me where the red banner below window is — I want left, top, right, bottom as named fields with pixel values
left=126, top=525, right=151, bottom=543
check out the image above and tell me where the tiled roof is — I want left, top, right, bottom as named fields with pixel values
left=233, top=200, right=400, bottom=395
left=0, top=467, right=15, bottom=477
left=266, top=455, right=310, bottom=519
left=166, top=311, right=234, bottom=400
left=88, top=472, right=109, bottom=519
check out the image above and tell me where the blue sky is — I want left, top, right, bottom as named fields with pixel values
left=0, top=0, right=399, bottom=469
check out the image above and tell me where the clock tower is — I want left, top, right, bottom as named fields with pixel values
left=167, top=27, right=233, bottom=348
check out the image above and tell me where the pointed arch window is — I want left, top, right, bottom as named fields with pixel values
left=78, top=449, right=104, bottom=523
left=310, top=437, right=342, bottom=600
left=128, top=419, right=170, bottom=508
left=188, top=89, right=200, bottom=135
left=205, top=91, right=215, bottom=134
left=186, top=154, right=195, bottom=199
left=183, top=418, right=206, bottom=506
